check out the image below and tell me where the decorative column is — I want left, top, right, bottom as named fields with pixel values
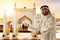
left=12, top=3, right=17, bottom=37
left=3, top=10, right=7, bottom=37
left=31, top=3, right=37, bottom=38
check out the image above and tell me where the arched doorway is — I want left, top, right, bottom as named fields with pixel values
left=18, top=16, right=32, bottom=32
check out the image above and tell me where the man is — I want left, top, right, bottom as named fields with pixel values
left=36, top=5, right=56, bottom=40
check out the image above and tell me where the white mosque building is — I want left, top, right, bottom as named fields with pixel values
left=0, top=3, right=41, bottom=39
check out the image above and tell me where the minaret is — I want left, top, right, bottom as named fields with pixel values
left=3, top=10, right=7, bottom=37
left=14, top=3, right=16, bottom=9
left=12, top=3, right=17, bottom=37
left=33, top=3, right=36, bottom=9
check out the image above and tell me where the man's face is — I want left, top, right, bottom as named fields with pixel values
left=41, top=8, right=49, bottom=15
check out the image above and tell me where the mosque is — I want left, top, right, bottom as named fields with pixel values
left=0, top=3, right=41, bottom=39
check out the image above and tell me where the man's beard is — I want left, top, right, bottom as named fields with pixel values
left=42, top=13, right=49, bottom=16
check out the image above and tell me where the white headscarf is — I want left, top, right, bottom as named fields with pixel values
left=40, top=7, right=55, bottom=33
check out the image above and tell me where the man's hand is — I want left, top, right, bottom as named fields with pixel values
left=36, top=31, right=41, bottom=35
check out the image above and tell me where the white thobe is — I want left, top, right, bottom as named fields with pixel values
left=39, top=14, right=56, bottom=40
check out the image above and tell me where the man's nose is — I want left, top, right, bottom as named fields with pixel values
left=43, top=10, right=46, bottom=12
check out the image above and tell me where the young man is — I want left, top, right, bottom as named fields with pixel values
left=37, top=5, right=56, bottom=40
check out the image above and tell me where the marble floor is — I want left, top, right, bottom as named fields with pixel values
left=0, top=32, right=40, bottom=40
left=0, top=31, right=60, bottom=40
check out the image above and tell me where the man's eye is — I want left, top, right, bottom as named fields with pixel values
left=42, top=9, right=45, bottom=10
